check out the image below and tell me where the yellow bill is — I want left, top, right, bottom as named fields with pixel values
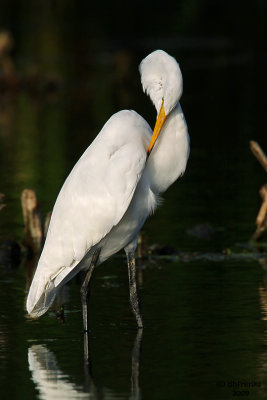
left=147, top=99, right=167, bottom=157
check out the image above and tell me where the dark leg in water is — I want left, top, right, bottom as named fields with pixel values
left=83, top=330, right=99, bottom=398
left=131, top=328, right=143, bottom=398
left=80, top=248, right=101, bottom=332
left=126, top=251, right=143, bottom=328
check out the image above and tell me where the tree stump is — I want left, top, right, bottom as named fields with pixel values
left=250, top=141, right=267, bottom=173
left=21, top=189, right=43, bottom=254
left=250, top=141, right=267, bottom=241
left=0, top=192, right=5, bottom=211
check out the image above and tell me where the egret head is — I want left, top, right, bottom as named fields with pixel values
left=139, top=49, right=183, bottom=116
left=141, top=50, right=183, bottom=156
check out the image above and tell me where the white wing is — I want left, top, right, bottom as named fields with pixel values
left=27, top=110, right=152, bottom=316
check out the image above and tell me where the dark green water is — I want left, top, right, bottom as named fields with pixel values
left=0, top=1, right=267, bottom=399
left=1, top=259, right=267, bottom=399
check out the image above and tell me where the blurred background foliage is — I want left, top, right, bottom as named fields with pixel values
left=0, top=0, right=266, bottom=250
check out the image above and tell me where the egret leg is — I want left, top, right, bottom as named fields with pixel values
left=131, top=328, right=143, bottom=398
left=126, top=251, right=143, bottom=329
left=80, top=248, right=100, bottom=332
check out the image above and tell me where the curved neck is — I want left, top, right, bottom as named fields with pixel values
left=146, top=104, right=190, bottom=194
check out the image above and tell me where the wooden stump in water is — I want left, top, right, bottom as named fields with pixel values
left=21, top=189, right=43, bottom=254
left=0, top=192, right=5, bottom=211
left=252, top=184, right=267, bottom=241
left=250, top=141, right=267, bottom=241
left=250, top=141, right=267, bottom=173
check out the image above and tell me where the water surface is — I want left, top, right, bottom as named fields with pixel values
left=0, top=1, right=267, bottom=399
left=1, top=258, right=267, bottom=399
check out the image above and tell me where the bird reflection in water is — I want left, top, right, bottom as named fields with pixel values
left=28, top=330, right=143, bottom=400
left=28, top=344, right=88, bottom=399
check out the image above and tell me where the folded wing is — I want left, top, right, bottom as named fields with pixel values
left=26, top=110, right=152, bottom=317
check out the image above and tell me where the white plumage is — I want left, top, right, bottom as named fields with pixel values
left=26, top=50, right=190, bottom=328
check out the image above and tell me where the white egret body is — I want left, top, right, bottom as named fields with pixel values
left=26, top=50, right=190, bottom=328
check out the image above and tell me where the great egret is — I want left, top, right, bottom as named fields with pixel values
left=26, top=50, right=190, bottom=330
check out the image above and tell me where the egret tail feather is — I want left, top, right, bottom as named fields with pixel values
left=26, top=248, right=97, bottom=318
left=27, top=279, right=57, bottom=318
